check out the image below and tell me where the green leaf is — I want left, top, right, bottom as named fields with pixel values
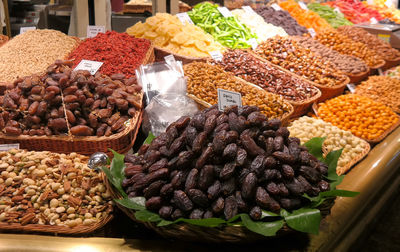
left=261, top=210, right=279, bottom=218
left=157, top=219, right=174, bottom=227
left=303, top=137, right=326, bottom=161
left=324, top=149, right=343, bottom=180
left=282, top=208, right=321, bottom=235
left=329, top=174, right=344, bottom=190
left=100, top=166, right=127, bottom=197
left=104, top=149, right=127, bottom=197
left=135, top=210, right=162, bottom=223
left=143, top=132, right=156, bottom=145
left=240, top=214, right=284, bottom=237
left=114, top=197, right=146, bottom=211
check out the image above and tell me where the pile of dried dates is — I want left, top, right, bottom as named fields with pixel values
left=0, top=60, right=143, bottom=137
left=123, top=105, right=330, bottom=221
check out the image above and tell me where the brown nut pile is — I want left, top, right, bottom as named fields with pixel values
left=254, top=36, right=347, bottom=87
left=293, top=36, right=368, bottom=75
left=184, top=62, right=292, bottom=119
left=123, top=105, right=330, bottom=221
left=211, top=49, right=319, bottom=102
left=315, top=30, right=383, bottom=67
left=0, top=60, right=143, bottom=137
left=355, top=76, right=400, bottom=113
left=338, top=26, right=400, bottom=61
left=0, top=149, right=113, bottom=227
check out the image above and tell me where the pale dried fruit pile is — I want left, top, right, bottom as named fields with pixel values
left=0, top=29, right=79, bottom=83
left=0, top=149, right=112, bottom=227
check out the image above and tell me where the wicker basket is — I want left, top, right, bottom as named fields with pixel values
left=382, top=56, right=400, bottom=71
left=123, top=1, right=191, bottom=14
left=313, top=102, right=400, bottom=144
left=154, top=46, right=208, bottom=65
left=368, top=59, right=386, bottom=75
left=347, top=67, right=370, bottom=84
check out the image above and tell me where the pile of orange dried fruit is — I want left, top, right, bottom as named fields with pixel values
left=317, top=94, right=399, bottom=141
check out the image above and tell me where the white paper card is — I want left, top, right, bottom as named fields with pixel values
left=217, top=7, right=233, bottom=17
left=367, top=0, right=374, bottom=4
left=299, top=2, right=308, bottom=10
left=242, top=6, right=256, bottom=15
left=248, top=38, right=258, bottom=50
left=0, top=144, right=20, bottom=151
left=347, top=84, right=356, bottom=93
left=209, top=51, right=223, bottom=61
left=218, top=88, right=242, bottom=111
left=385, top=0, right=392, bottom=8
left=87, top=25, right=105, bottom=38
left=271, top=4, right=282, bottom=11
left=334, top=7, right=341, bottom=14
left=74, top=60, right=103, bottom=75
left=308, top=28, right=316, bottom=38
left=176, top=12, right=194, bottom=25
left=20, top=26, right=36, bottom=34
left=370, top=17, right=378, bottom=24
left=164, top=54, right=176, bottom=63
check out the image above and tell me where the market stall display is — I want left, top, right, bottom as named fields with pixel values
left=184, top=62, right=293, bottom=121
left=288, top=116, right=370, bottom=175
left=188, top=2, right=257, bottom=49
left=279, top=0, right=333, bottom=32
left=0, top=29, right=79, bottom=83
left=231, top=9, right=288, bottom=43
left=0, top=60, right=143, bottom=155
left=126, top=13, right=224, bottom=62
left=254, top=6, right=309, bottom=36
left=293, top=36, right=369, bottom=83
left=337, top=25, right=400, bottom=69
left=362, top=0, right=400, bottom=24
left=324, top=0, right=383, bottom=24
left=315, top=30, right=385, bottom=69
left=254, top=37, right=349, bottom=101
left=68, top=31, right=153, bottom=78
left=210, top=49, right=320, bottom=116
left=0, top=149, right=113, bottom=233
left=316, top=94, right=399, bottom=143
left=307, top=3, right=353, bottom=28
left=354, top=76, right=400, bottom=113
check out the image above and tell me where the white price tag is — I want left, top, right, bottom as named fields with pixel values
left=176, top=12, right=194, bottom=25
left=217, top=7, right=233, bottom=17
left=308, top=28, right=316, bottom=38
left=74, top=60, right=103, bottom=75
left=218, top=88, right=242, bottom=112
left=87, top=25, right=105, bottom=38
left=370, top=17, right=378, bottom=24
left=242, top=6, right=256, bottom=15
left=20, top=26, right=36, bottom=34
left=299, top=2, right=308, bottom=10
left=334, top=7, right=341, bottom=14
left=209, top=51, right=223, bottom=61
left=367, top=0, right=374, bottom=4
left=347, top=84, right=356, bottom=93
left=164, top=54, right=176, bottom=63
left=0, top=144, right=20, bottom=151
left=385, top=0, right=392, bottom=8
left=271, top=4, right=282, bottom=11
left=248, top=38, right=258, bottom=50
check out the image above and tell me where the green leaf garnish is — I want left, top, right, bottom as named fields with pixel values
left=144, top=132, right=156, bottom=145
left=240, top=214, right=284, bottom=237
left=303, top=137, right=326, bottom=161
left=281, top=208, right=321, bottom=235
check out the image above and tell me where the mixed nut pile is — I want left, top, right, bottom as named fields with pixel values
left=122, top=105, right=331, bottom=220
left=0, top=149, right=112, bottom=227
left=0, top=60, right=143, bottom=137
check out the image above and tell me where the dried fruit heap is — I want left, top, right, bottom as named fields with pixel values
left=123, top=105, right=330, bottom=221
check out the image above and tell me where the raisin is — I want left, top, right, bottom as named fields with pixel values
left=241, top=173, right=257, bottom=200
left=188, top=189, right=209, bottom=208
left=207, top=180, right=221, bottom=200
left=189, top=209, right=204, bottom=219
left=185, top=169, right=199, bottom=192
left=249, top=206, right=262, bottom=220
left=198, top=165, right=215, bottom=190
left=223, top=143, right=238, bottom=160
left=211, top=197, right=224, bottom=215
left=255, top=187, right=280, bottom=212
left=224, top=195, right=238, bottom=220
left=173, top=190, right=193, bottom=212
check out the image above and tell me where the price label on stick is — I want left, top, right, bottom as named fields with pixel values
left=248, top=38, right=258, bottom=50
left=74, top=60, right=103, bottom=75
left=242, top=6, right=256, bottom=15
left=176, top=12, right=194, bottom=25
left=299, top=2, right=308, bottom=10
left=271, top=4, right=282, bottom=11
left=308, top=28, right=316, bottom=38
left=209, top=51, right=223, bottom=61
left=347, top=84, right=356, bottom=93
left=218, top=88, right=242, bottom=112
left=217, top=7, right=233, bottom=17
left=87, top=25, right=105, bottom=38
left=370, top=17, right=378, bottom=24
left=20, top=26, right=36, bottom=34
left=333, top=7, right=341, bottom=14
left=0, top=144, right=19, bottom=151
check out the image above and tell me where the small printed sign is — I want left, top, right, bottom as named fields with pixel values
left=248, top=38, right=258, bottom=50
left=0, top=144, right=20, bottom=151
left=74, top=60, right=103, bottom=75
left=370, top=17, right=378, bottom=24
left=385, top=0, right=392, bottom=8
left=218, top=88, right=242, bottom=112
left=271, top=4, right=282, bottom=11
left=176, top=12, right=194, bottom=25
left=333, top=7, right=341, bottom=14
left=378, top=34, right=391, bottom=43
left=209, top=51, right=223, bottom=61
left=217, top=7, right=233, bottom=17
left=242, top=6, right=256, bottom=15
left=347, top=84, right=356, bottom=93
left=367, top=0, right=374, bottom=4
left=308, top=28, right=316, bottom=38
left=87, top=25, right=105, bottom=38
left=299, top=2, right=308, bottom=10
left=20, top=26, right=36, bottom=34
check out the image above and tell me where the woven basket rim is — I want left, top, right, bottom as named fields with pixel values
left=370, top=59, right=386, bottom=70
left=346, top=67, right=370, bottom=78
